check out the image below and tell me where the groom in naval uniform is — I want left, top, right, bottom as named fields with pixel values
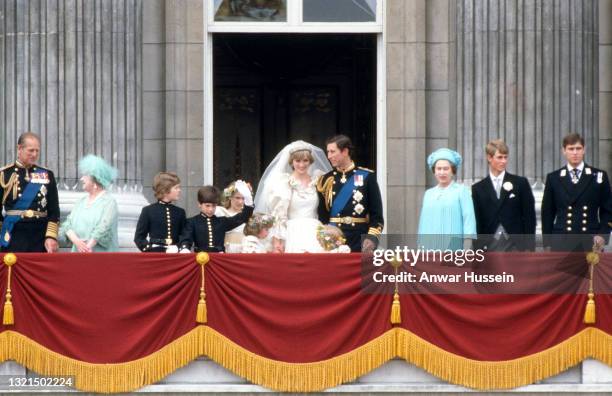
left=541, top=133, right=611, bottom=252
left=317, top=135, right=384, bottom=252
left=471, top=139, right=536, bottom=251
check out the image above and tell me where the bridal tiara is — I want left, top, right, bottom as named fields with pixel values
left=288, top=141, right=312, bottom=155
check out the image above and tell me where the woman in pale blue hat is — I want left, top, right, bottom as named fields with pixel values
left=417, top=148, right=476, bottom=251
left=59, top=155, right=119, bottom=252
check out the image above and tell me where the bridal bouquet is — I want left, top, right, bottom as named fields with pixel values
left=316, top=225, right=350, bottom=253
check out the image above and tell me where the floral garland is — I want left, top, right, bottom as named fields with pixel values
left=222, top=181, right=253, bottom=204
left=248, top=213, right=276, bottom=229
left=316, top=225, right=347, bottom=251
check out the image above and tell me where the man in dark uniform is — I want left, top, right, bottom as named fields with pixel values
left=541, top=133, right=611, bottom=251
left=179, top=182, right=254, bottom=252
left=472, top=139, right=536, bottom=251
left=0, top=132, right=60, bottom=252
left=317, top=135, right=384, bottom=252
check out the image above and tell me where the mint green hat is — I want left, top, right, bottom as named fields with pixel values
left=79, top=155, right=118, bottom=189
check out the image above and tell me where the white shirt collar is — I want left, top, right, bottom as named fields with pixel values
left=489, top=170, right=505, bottom=182
left=567, top=162, right=585, bottom=172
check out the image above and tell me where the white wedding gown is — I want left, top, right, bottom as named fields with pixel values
left=268, top=173, right=325, bottom=253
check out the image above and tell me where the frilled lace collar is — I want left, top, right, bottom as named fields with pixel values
left=288, top=175, right=317, bottom=191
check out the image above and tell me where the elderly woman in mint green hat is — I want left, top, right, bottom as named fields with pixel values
left=59, top=155, right=119, bottom=252
left=417, top=148, right=476, bottom=252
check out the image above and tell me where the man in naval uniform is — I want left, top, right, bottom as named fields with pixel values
left=0, top=132, right=60, bottom=252
left=541, top=133, right=611, bottom=252
left=317, top=135, right=384, bottom=252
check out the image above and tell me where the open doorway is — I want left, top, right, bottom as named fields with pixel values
left=213, top=33, right=377, bottom=188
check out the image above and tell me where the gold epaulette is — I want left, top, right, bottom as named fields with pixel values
left=358, top=166, right=374, bottom=173
left=0, top=163, right=13, bottom=172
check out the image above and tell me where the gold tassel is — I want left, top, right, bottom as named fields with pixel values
left=195, top=252, right=209, bottom=324
left=196, top=293, right=207, bottom=324
left=390, top=292, right=401, bottom=324
left=390, top=257, right=402, bottom=325
left=3, top=298, right=13, bottom=325
left=583, top=251, right=599, bottom=325
left=583, top=293, right=595, bottom=324
left=3, top=253, right=16, bottom=325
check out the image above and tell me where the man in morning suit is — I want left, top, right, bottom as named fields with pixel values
left=0, top=132, right=60, bottom=252
left=472, top=139, right=536, bottom=251
left=541, top=133, right=611, bottom=251
left=317, top=135, right=384, bottom=252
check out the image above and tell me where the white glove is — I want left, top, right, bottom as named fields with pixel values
left=179, top=248, right=191, bottom=254
left=166, top=245, right=179, bottom=254
left=235, top=180, right=253, bottom=206
left=337, top=245, right=351, bottom=253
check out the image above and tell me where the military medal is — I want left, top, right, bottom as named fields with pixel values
left=340, top=174, right=347, bottom=184
left=354, top=174, right=364, bottom=187
left=40, top=185, right=47, bottom=195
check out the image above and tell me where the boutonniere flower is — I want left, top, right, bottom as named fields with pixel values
left=502, top=181, right=513, bottom=191
left=560, top=169, right=567, bottom=177
left=585, top=168, right=592, bottom=175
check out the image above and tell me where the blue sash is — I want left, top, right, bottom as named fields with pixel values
left=330, top=169, right=369, bottom=217
left=1, top=171, right=45, bottom=247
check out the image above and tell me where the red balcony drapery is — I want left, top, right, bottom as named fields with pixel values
left=0, top=252, right=610, bottom=392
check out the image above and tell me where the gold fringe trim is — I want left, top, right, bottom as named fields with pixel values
left=202, top=327, right=396, bottom=392
left=0, top=328, right=205, bottom=393
left=0, top=326, right=609, bottom=393
left=396, top=327, right=612, bottom=390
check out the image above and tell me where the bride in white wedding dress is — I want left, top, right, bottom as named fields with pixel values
left=254, top=140, right=332, bottom=253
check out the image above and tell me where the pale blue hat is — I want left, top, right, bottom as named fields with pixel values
left=427, top=148, right=462, bottom=170
left=79, top=155, right=118, bottom=189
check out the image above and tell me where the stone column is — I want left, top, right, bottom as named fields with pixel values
left=0, top=0, right=143, bottom=188
left=600, top=0, right=612, bottom=172
left=456, top=0, right=599, bottom=184
left=386, top=0, right=453, bottom=234
left=142, top=0, right=205, bottom=215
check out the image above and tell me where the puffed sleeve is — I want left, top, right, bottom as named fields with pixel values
left=460, top=185, right=477, bottom=239
left=90, top=195, right=119, bottom=249
left=267, top=173, right=291, bottom=240
left=242, top=235, right=265, bottom=253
